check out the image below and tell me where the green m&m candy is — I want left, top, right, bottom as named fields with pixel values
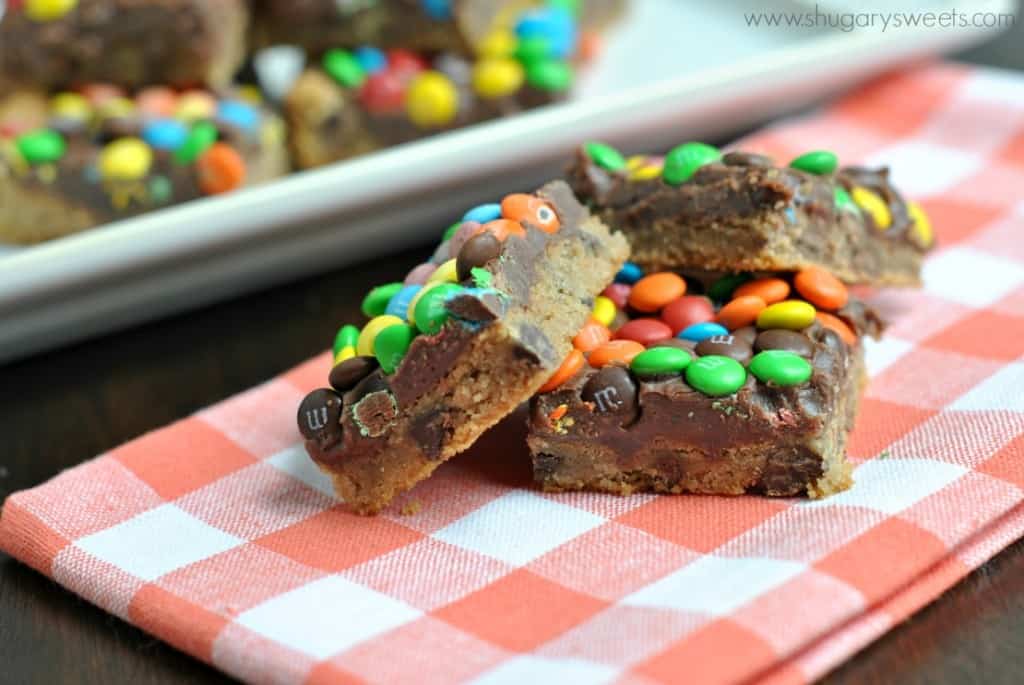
left=749, top=350, right=812, bottom=387
left=323, top=49, right=366, bottom=88
left=525, top=59, right=573, bottom=91
left=333, top=324, right=360, bottom=356
left=585, top=141, right=626, bottom=172
left=789, top=150, right=838, bottom=176
left=707, top=272, right=752, bottom=303
left=16, top=129, right=65, bottom=164
left=662, top=142, right=720, bottom=186
left=515, top=35, right=552, bottom=64
left=684, top=355, right=746, bottom=396
left=374, top=323, right=416, bottom=374
left=174, top=121, right=218, bottom=164
left=630, top=346, right=691, bottom=377
left=834, top=186, right=857, bottom=213
left=414, top=282, right=464, bottom=335
left=443, top=221, right=461, bottom=242
left=362, top=282, right=403, bottom=318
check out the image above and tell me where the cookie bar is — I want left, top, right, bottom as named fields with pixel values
left=284, top=4, right=583, bottom=168
left=528, top=265, right=883, bottom=498
left=0, top=0, right=248, bottom=90
left=1, top=86, right=287, bottom=244
left=297, top=181, right=628, bottom=514
left=568, top=142, right=935, bottom=285
left=254, top=0, right=622, bottom=57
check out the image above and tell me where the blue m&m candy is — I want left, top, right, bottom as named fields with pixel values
left=354, top=46, right=387, bottom=74
left=515, top=7, right=577, bottom=59
left=385, top=284, right=422, bottom=321
left=679, top=321, right=729, bottom=343
left=142, top=119, right=188, bottom=150
left=462, top=203, right=502, bottom=224
left=615, top=262, right=643, bottom=285
left=217, top=100, right=259, bottom=132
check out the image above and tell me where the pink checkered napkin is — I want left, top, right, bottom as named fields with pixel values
left=4, top=62, right=1024, bottom=685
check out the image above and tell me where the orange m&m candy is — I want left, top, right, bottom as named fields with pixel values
left=816, top=311, right=857, bottom=345
left=481, top=218, right=526, bottom=241
left=500, top=193, right=560, bottom=233
left=716, top=295, right=766, bottom=331
left=794, top=266, right=848, bottom=310
left=734, top=277, right=790, bottom=304
left=538, top=348, right=584, bottom=393
left=588, top=339, right=645, bottom=368
left=573, top=320, right=611, bottom=353
left=628, top=272, right=686, bottom=312
left=196, top=143, right=246, bottom=195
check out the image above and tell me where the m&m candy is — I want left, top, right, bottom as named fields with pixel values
left=406, top=71, right=458, bottom=128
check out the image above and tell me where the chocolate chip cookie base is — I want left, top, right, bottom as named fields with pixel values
left=527, top=325, right=865, bottom=499
left=568, top=148, right=930, bottom=285
left=0, top=0, right=247, bottom=90
left=306, top=183, right=628, bottom=514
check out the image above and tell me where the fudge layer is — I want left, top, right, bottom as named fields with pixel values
left=0, top=0, right=247, bottom=90
left=1, top=87, right=287, bottom=244
left=568, top=143, right=934, bottom=285
left=298, top=181, right=628, bottom=514
left=528, top=268, right=883, bottom=499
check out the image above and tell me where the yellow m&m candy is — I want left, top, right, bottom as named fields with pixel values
left=591, top=295, right=617, bottom=328
left=907, top=201, right=933, bottom=248
left=26, top=0, right=78, bottom=22
left=756, top=300, right=817, bottom=330
left=175, top=91, right=217, bottom=121
left=427, top=258, right=458, bottom=284
left=357, top=315, right=405, bottom=356
left=851, top=186, right=892, bottom=230
left=472, top=58, right=524, bottom=99
left=478, top=30, right=517, bottom=58
left=49, top=92, right=91, bottom=120
left=98, top=138, right=153, bottom=181
left=406, top=71, right=458, bottom=129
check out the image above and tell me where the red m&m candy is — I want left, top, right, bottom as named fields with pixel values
left=661, top=295, right=714, bottom=334
left=360, top=71, right=407, bottom=113
left=615, top=318, right=672, bottom=346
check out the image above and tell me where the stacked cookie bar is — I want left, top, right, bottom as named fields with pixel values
left=299, top=141, right=933, bottom=512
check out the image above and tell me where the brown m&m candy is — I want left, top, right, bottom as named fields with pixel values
left=456, top=231, right=502, bottom=281
left=297, top=388, right=343, bottom=446
left=695, top=334, right=752, bottom=364
left=722, top=151, right=774, bottom=167
left=581, top=366, right=638, bottom=421
left=329, top=355, right=379, bottom=392
left=754, top=329, right=814, bottom=358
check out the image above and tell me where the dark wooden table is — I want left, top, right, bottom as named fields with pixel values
left=3, top=27, right=1024, bottom=685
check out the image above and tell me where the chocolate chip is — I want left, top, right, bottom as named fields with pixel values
left=695, top=334, right=752, bottom=364
left=755, top=329, right=814, bottom=357
left=351, top=388, right=397, bottom=438
left=650, top=338, right=697, bottom=353
left=722, top=151, right=774, bottom=167
left=329, top=355, right=379, bottom=392
left=297, top=388, right=343, bottom=445
left=456, top=232, right=502, bottom=282
left=732, top=325, right=758, bottom=346
left=581, top=366, right=637, bottom=420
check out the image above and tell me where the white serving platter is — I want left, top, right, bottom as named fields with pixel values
left=0, top=0, right=1014, bottom=362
